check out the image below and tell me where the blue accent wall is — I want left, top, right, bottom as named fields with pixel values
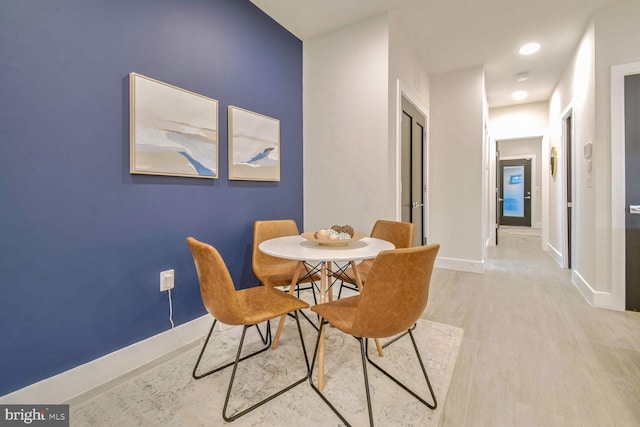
left=0, top=0, right=302, bottom=396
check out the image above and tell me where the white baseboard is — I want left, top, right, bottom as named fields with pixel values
left=546, top=242, right=563, bottom=267
left=0, top=314, right=212, bottom=404
left=572, top=269, right=593, bottom=306
left=435, top=256, right=485, bottom=273
left=592, top=291, right=626, bottom=311
left=544, top=245, right=624, bottom=311
left=572, top=269, right=625, bottom=311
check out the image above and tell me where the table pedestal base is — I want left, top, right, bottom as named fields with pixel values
left=271, top=260, right=384, bottom=391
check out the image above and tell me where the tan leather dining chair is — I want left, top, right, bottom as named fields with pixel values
left=336, top=219, right=415, bottom=298
left=308, top=244, right=440, bottom=427
left=253, top=219, right=319, bottom=298
left=187, top=237, right=310, bottom=422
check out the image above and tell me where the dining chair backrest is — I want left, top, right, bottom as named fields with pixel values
left=370, top=219, right=415, bottom=249
left=187, top=237, right=244, bottom=325
left=350, top=244, right=440, bottom=338
left=252, top=219, right=300, bottom=283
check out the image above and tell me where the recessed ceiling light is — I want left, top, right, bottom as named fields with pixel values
left=512, top=90, right=528, bottom=101
left=519, top=42, right=541, bottom=55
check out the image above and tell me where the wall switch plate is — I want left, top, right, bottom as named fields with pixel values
left=160, top=269, right=174, bottom=292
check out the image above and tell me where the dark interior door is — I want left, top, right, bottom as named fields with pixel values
left=625, top=73, right=640, bottom=311
left=565, top=113, right=573, bottom=269
left=495, top=145, right=501, bottom=245
left=401, top=97, right=425, bottom=246
left=498, top=158, right=531, bottom=227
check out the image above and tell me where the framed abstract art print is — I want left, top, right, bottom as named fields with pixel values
left=130, top=73, right=218, bottom=178
left=228, top=106, right=280, bottom=181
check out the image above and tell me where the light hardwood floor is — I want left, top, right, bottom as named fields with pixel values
left=424, top=232, right=640, bottom=426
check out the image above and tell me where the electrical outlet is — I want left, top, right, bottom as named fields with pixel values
left=160, top=269, right=174, bottom=292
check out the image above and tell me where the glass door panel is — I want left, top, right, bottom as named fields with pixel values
left=498, top=158, right=531, bottom=226
left=503, top=165, right=524, bottom=217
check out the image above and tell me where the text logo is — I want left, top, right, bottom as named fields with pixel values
left=0, top=405, right=68, bottom=426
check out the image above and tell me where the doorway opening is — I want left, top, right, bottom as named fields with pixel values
left=494, top=137, right=542, bottom=246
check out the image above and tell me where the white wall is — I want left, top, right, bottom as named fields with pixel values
left=388, top=15, right=429, bottom=113
left=388, top=14, right=430, bottom=230
left=594, top=1, right=640, bottom=309
left=303, top=15, right=390, bottom=233
left=549, top=22, right=596, bottom=298
left=548, top=1, right=640, bottom=310
left=303, top=13, right=431, bottom=237
left=429, top=66, right=486, bottom=272
left=489, top=102, right=549, bottom=139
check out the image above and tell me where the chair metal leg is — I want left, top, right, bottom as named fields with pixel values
left=255, top=321, right=270, bottom=345
left=288, top=262, right=324, bottom=330
left=365, top=329, right=437, bottom=410
left=381, top=322, right=417, bottom=349
left=222, top=311, right=310, bottom=422
left=338, top=281, right=359, bottom=299
left=192, top=320, right=272, bottom=380
left=280, top=262, right=323, bottom=334
left=193, top=312, right=308, bottom=422
left=359, top=338, right=375, bottom=427
left=334, top=265, right=359, bottom=300
left=294, top=310, right=311, bottom=373
left=308, top=321, right=436, bottom=427
left=302, top=261, right=322, bottom=306
left=298, top=310, right=320, bottom=333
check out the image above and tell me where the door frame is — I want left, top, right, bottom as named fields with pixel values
left=489, top=135, right=547, bottom=249
left=395, top=79, right=429, bottom=243
left=611, top=61, right=640, bottom=311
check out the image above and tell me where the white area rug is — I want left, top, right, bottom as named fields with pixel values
left=71, top=300, right=463, bottom=426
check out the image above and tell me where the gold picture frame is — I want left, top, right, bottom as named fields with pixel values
left=129, top=73, right=218, bottom=178
left=550, top=146, right=558, bottom=177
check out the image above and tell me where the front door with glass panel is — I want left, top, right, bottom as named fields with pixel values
left=499, top=158, right=532, bottom=226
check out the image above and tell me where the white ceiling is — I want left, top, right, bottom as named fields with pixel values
left=250, top=0, right=624, bottom=108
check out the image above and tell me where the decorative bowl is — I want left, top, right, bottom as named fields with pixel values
left=301, top=231, right=366, bottom=246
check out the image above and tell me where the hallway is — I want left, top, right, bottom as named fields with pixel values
left=425, top=232, right=640, bottom=426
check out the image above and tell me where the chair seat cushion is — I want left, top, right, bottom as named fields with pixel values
left=310, top=295, right=360, bottom=334
left=236, top=286, right=309, bottom=325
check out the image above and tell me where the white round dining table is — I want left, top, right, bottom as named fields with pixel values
left=258, top=235, right=394, bottom=263
left=259, top=235, right=394, bottom=390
